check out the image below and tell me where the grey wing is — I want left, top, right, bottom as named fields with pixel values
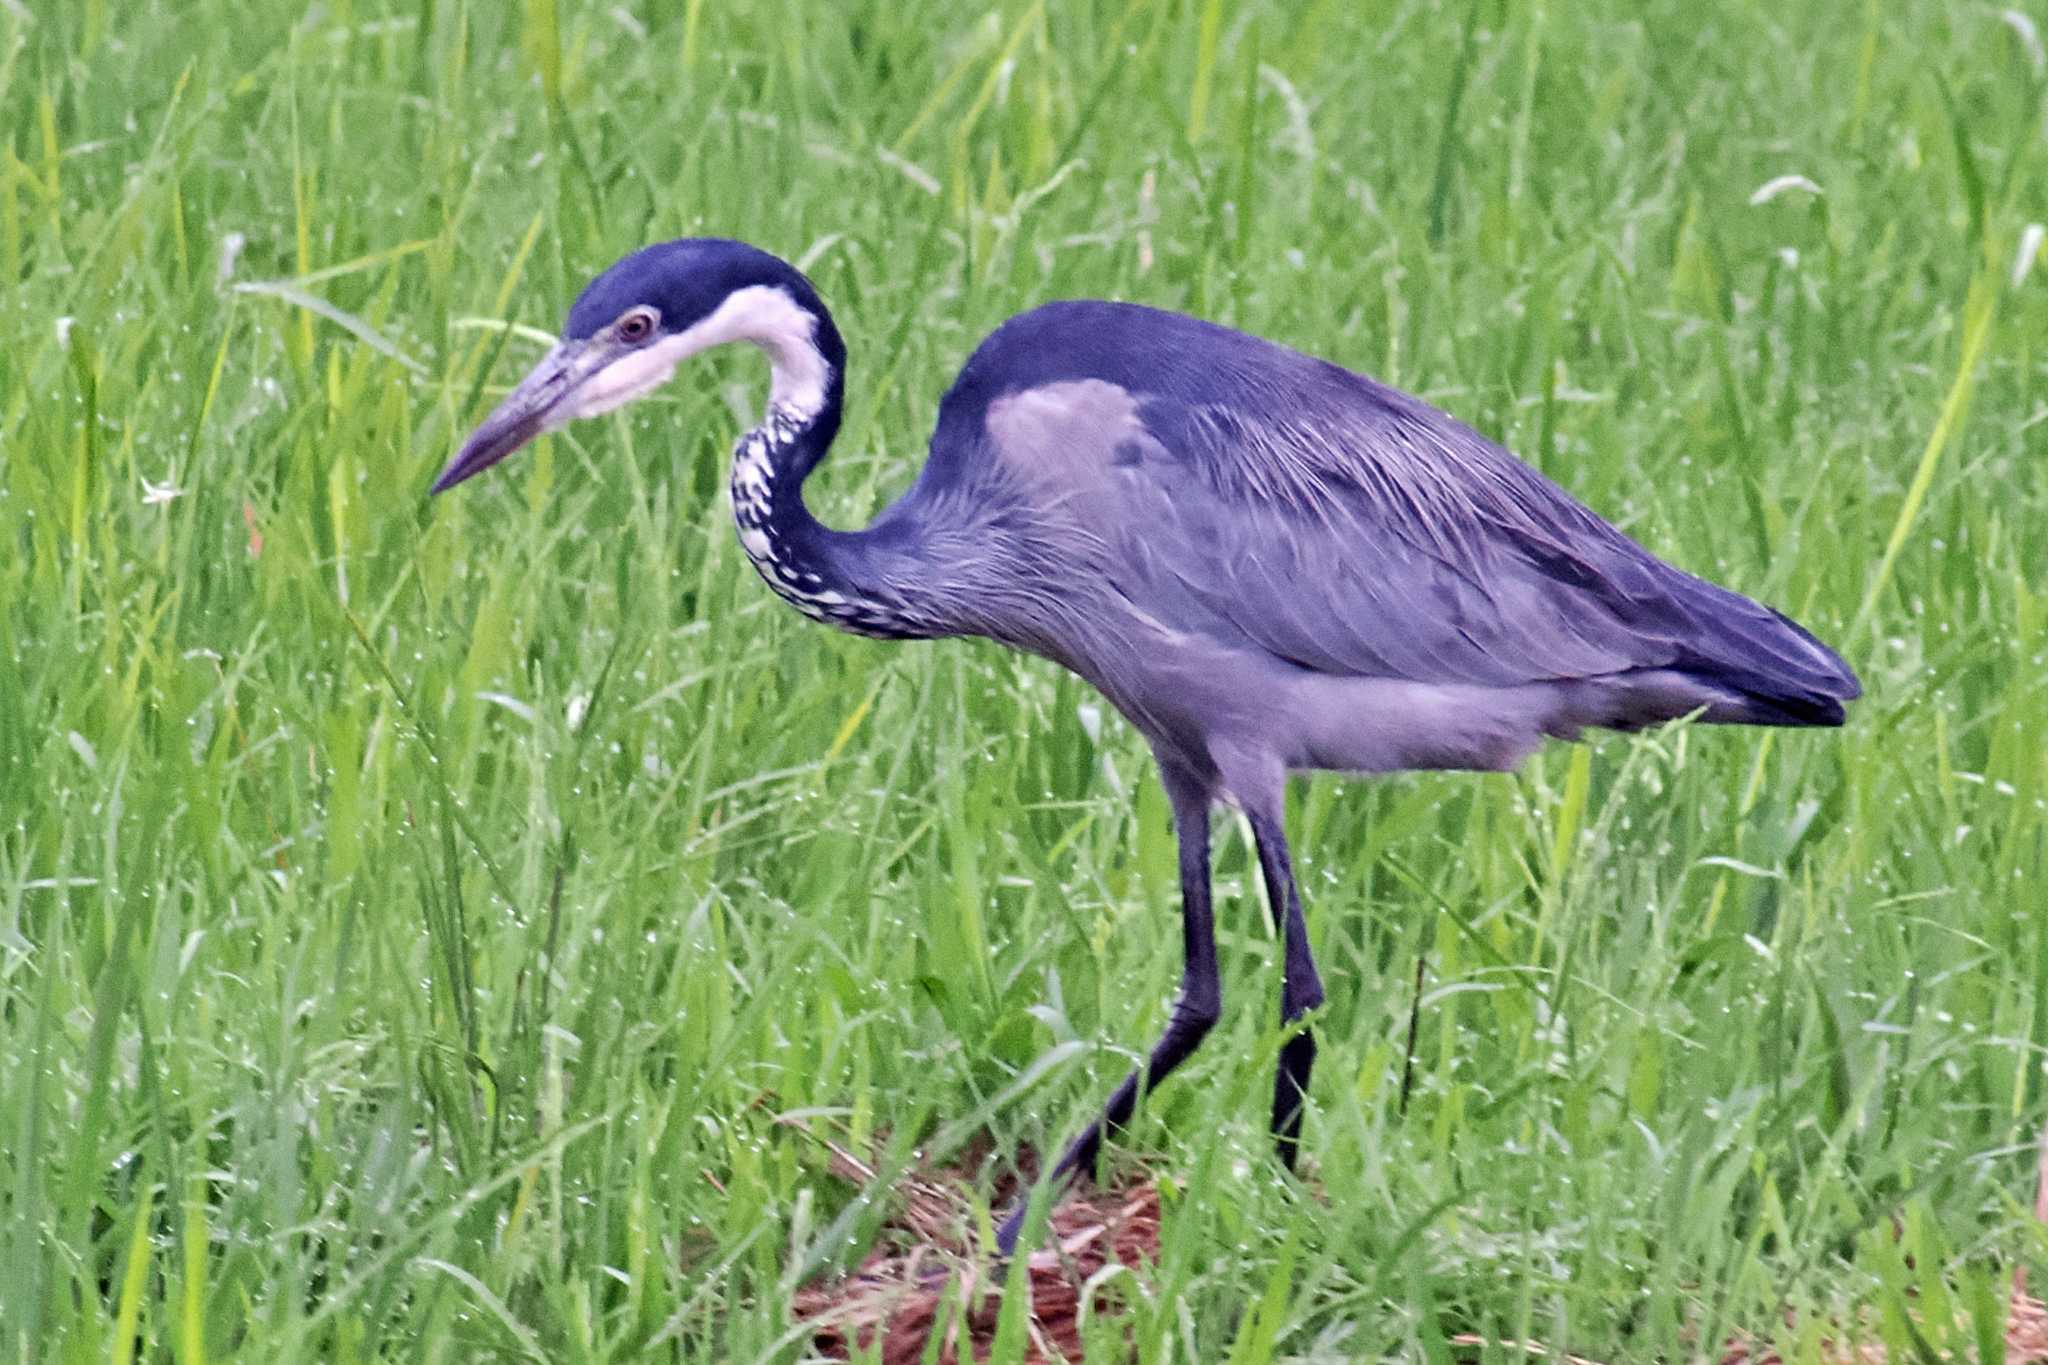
left=991, top=374, right=1856, bottom=725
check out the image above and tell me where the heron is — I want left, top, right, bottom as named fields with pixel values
left=432, top=237, right=1859, bottom=1253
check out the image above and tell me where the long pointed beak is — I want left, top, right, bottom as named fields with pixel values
left=432, top=340, right=593, bottom=493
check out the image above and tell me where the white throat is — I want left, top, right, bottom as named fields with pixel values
left=570, top=284, right=830, bottom=423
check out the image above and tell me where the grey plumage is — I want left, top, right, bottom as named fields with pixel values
left=833, top=300, right=1853, bottom=795
left=434, top=238, right=1860, bottom=1257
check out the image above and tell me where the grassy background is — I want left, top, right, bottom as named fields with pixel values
left=2, top=0, right=2045, bottom=1359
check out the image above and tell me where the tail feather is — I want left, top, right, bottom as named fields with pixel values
left=1609, top=565, right=1862, bottom=729
left=1707, top=686, right=1849, bottom=728
left=1555, top=593, right=1859, bottom=736
left=1676, top=600, right=1860, bottom=728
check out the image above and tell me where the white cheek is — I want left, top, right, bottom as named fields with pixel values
left=570, top=348, right=683, bottom=419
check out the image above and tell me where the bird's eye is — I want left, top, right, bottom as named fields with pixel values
left=617, top=311, right=655, bottom=344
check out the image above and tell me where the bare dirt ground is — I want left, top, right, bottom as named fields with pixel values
left=793, top=1147, right=1160, bottom=1365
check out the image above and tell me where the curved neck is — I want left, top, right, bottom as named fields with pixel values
left=726, top=309, right=937, bottom=640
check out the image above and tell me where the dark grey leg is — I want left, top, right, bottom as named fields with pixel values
left=996, top=772, right=1219, bottom=1255
left=1247, top=809, right=1325, bottom=1165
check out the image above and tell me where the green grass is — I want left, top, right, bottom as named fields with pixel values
left=2, top=0, right=2045, bottom=1359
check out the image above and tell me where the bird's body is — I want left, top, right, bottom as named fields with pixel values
left=435, top=239, right=1859, bottom=1253
left=833, top=300, right=1851, bottom=779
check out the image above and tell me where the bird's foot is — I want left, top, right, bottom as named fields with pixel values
left=993, top=1199, right=1030, bottom=1258
left=993, top=1169, right=1070, bottom=1258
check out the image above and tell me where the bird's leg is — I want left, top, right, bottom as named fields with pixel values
left=1247, top=809, right=1325, bottom=1166
left=995, top=774, right=1219, bottom=1255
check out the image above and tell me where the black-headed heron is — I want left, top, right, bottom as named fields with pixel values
left=433, top=238, right=1859, bottom=1253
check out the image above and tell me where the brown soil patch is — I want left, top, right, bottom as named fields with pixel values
left=791, top=1143, right=1159, bottom=1365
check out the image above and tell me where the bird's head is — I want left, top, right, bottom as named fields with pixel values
left=432, top=238, right=843, bottom=493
